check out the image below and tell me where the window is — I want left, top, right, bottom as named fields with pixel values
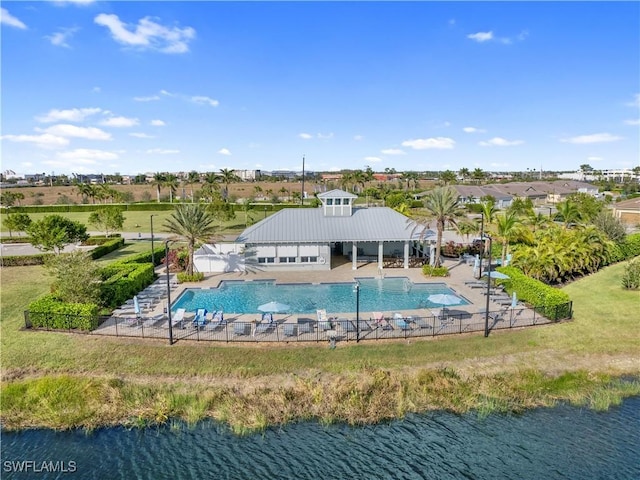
left=334, top=198, right=342, bottom=205
left=258, top=257, right=275, bottom=264
left=279, top=257, right=296, bottom=263
left=343, top=198, right=350, bottom=205
left=301, top=256, right=318, bottom=263
left=326, top=199, right=333, bottom=205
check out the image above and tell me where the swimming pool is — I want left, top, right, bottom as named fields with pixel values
left=171, top=277, right=469, bottom=314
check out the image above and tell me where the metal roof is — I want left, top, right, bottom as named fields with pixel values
left=236, top=207, right=429, bottom=244
left=317, top=189, right=358, bottom=199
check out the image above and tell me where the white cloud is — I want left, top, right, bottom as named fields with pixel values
left=21, top=162, right=34, bottom=168
left=353, top=135, right=364, bottom=141
left=467, top=31, right=493, bottom=42
left=49, top=0, right=96, bottom=5
left=56, top=148, right=118, bottom=160
left=191, top=96, right=219, bottom=107
left=160, top=89, right=173, bottom=96
left=317, top=132, right=334, bottom=140
left=479, top=137, right=524, bottom=147
left=463, top=126, right=486, bottom=133
left=1, top=8, right=27, bottom=29
left=45, top=27, right=79, bottom=48
left=218, top=148, right=231, bottom=156
left=560, top=133, right=623, bottom=144
left=624, top=119, right=640, bottom=126
left=626, top=93, right=640, bottom=108
left=41, top=124, right=111, bottom=140
left=298, top=133, right=313, bottom=140
left=381, top=148, right=406, bottom=155
left=36, top=107, right=101, bottom=123
left=146, top=148, right=180, bottom=154
left=94, top=13, right=195, bottom=54
left=401, top=137, right=455, bottom=150
left=133, top=95, right=160, bottom=102
left=100, top=116, right=139, bottom=127
left=1, top=133, right=69, bottom=148
left=129, top=132, right=155, bottom=139
left=364, top=156, right=382, bottom=163
left=587, top=156, right=604, bottom=162
left=92, top=86, right=101, bottom=93
left=150, top=119, right=166, bottom=126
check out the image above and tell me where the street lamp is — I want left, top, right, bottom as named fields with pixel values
left=483, top=234, right=493, bottom=338
left=165, top=239, right=174, bottom=345
left=264, top=206, right=267, bottom=218
left=354, top=281, right=360, bottom=343
left=150, top=214, right=157, bottom=265
left=478, top=213, right=485, bottom=279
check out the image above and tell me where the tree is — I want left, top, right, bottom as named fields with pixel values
left=88, top=207, right=125, bottom=237
left=152, top=172, right=166, bottom=203
left=415, top=187, right=462, bottom=267
left=459, top=168, right=470, bottom=183
left=45, top=251, right=102, bottom=304
left=593, top=210, right=626, bottom=243
left=494, top=211, right=524, bottom=265
left=555, top=199, right=582, bottom=228
left=27, top=215, right=88, bottom=254
left=186, top=170, right=200, bottom=202
left=164, top=174, right=179, bottom=203
left=472, top=168, right=485, bottom=184
left=75, top=183, right=95, bottom=204
left=218, top=168, right=240, bottom=201
left=3, top=213, right=32, bottom=237
left=439, top=170, right=457, bottom=186
left=163, top=204, right=218, bottom=276
left=0, top=192, right=19, bottom=207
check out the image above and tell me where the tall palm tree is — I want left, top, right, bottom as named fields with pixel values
left=439, top=170, right=457, bottom=186
left=152, top=172, right=166, bottom=203
left=164, top=203, right=218, bottom=276
left=415, top=186, right=461, bottom=267
left=472, top=168, right=485, bottom=184
left=75, top=183, right=94, bottom=204
left=555, top=199, right=581, bottom=228
left=218, top=168, right=239, bottom=201
left=459, top=168, right=470, bottom=184
left=186, top=170, right=200, bottom=203
left=494, top=211, right=523, bottom=265
left=164, top=174, right=179, bottom=203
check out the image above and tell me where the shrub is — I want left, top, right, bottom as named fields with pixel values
left=441, top=241, right=465, bottom=258
left=422, top=265, right=449, bottom=277
left=176, top=272, right=205, bottom=283
left=0, top=254, right=52, bottom=266
left=89, top=238, right=125, bottom=260
left=28, top=295, right=99, bottom=331
left=621, top=257, right=640, bottom=290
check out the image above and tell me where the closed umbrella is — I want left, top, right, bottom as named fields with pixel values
left=511, top=291, right=518, bottom=309
left=472, top=255, right=480, bottom=278
left=258, top=301, right=291, bottom=313
left=133, top=295, right=141, bottom=318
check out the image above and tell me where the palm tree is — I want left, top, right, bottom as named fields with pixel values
left=218, top=168, right=239, bottom=201
left=186, top=171, right=200, bottom=202
left=555, top=199, right=581, bottom=228
left=439, top=170, right=457, bottom=186
left=480, top=200, right=497, bottom=226
left=415, top=186, right=461, bottom=267
left=164, top=174, right=179, bottom=203
left=494, top=211, right=522, bottom=265
left=75, top=183, right=94, bottom=204
left=459, top=168, right=470, bottom=183
left=163, top=203, right=218, bottom=276
left=472, top=168, right=485, bottom=184
left=152, top=172, right=166, bottom=203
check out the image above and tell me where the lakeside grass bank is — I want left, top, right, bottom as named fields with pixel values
left=1, top=258, right=639, bottom=433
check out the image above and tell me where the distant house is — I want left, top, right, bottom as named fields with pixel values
left=612, top=198, right=640, bottom=226
left=235, top=189, right=430, bottom=271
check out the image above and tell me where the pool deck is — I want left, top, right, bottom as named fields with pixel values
left=99, top=255, right=535, bottom=340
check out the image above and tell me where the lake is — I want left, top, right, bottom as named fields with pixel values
left=2, top=396, right=639, bottom=479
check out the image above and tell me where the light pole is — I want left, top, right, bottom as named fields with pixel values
left=165, top=239, right=174, bottom=345
left=547, top=207, right=553, bottom=219
left=150, top=214, right=157, bottom=265
left=483, top=234, right=493, bottom=338
left=264, top=206, right=267, bottom=219
left=478, top=213, right=484, bottom=279
left=354, top=281, right=360, bottom=343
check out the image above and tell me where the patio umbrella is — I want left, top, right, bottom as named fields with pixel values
left=482, top=271, right=510, bottom=280
left=258, top=301, right=291, bottom=313
left=472, top=255, right=480, bottom=278
left=427, top=293, right=462, bottom=314
left=133, top=295, right=141, bottom=318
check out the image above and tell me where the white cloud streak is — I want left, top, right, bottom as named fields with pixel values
left=100, top=116, right=139, bottom=127
left=560, top=133, right=623, bottom=144
left=146, top=148, right=180, bottom=154
left=401, top=137, right=455, bottom=150
left=45, top=27, right=79, bottom=48
left=624, top=119, right=640, bottom=126
left=478, top=137, right=524, bottom=147
left=1, top=8, right=27, bottom=29
left=56, top=148, right=118, bottom=160
left=41, top=124, right=111, bottom=140
left=298, top=133, right=313, bottom=140
left=129, top=132, right=155, bottom=138
left=36, top=107, right=102, bottom=123
left=133, top=95, right=160, bottom=102
left=94, top=13, right=195, bottom=54
left=467, top=31, right=493, bottom=42
left=1, top=133, right=69, bottom=148
left=218, top=148, right=231, bottom=156
left=191, top=96, right=219, bottom=107
left=463, top=126, right=486, bottom=133
left=150, top=119, right=166, bottom=126
left=364, top=156, right=382, bottom=163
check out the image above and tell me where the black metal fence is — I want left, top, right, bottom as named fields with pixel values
left=23, top=301, right=572, bottom=344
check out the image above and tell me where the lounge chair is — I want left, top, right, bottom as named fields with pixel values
left=339, top=319, right=357, bottom=333
left=142, top=313, right=165, bottom=328
left=297, top=319, right=315, bottom=334
left=316, top=309, right=334, bottom=331
left=171, top=308, right=186, bottom=328
left=393, top=313, right=412, bottom=330
left=255, top=313, right=276, bottom=335
left=413, top=316, right=433, bottom=329
left=207, top=310, right=226, bottom=329
left=193, top=308, right=208, bottom=329
left=283, top=323, right=298, bottom=337
left=233, top=322, right=251, bottom=336
left=372, top=311, right=392, bottom=330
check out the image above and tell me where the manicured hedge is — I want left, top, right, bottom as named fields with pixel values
left=3, top=203, right=175, bottom=214
left=81, top=234, right=122, bottom=246
left=0, top=253, right=52, bottom=266
left=498, top=266, right=572, bottom=320
left=28, top=295, right=99, bottom=331
left=89, top=238, right=125, bottom=260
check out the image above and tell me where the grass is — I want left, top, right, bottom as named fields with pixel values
left=1, top=259, right=639, bottom=433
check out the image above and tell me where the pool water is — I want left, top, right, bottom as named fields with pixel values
left=172, top=277, right=469, bottom=314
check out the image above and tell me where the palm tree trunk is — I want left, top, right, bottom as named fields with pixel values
left=187, top=242, right=194, bottom=276
left=434, top=220, right=444, bottom=267
left=156, top=186, right=161, bottom=203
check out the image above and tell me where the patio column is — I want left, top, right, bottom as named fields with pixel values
left=404, top=240, right=410, bottom=269
left=378, top=241, right=384, bottom=270
left=352, top=242, right=358, bottom=270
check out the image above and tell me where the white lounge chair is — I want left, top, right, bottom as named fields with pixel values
left=171, top=308, right=186, bottom=328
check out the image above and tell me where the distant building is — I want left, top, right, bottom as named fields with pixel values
left=612, top=198, right=640, bottom=226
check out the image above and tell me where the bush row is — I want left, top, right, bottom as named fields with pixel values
left=0, top=237, right=30, bottom=244
left=89, top=238, right=125, bottom=260
left=2, top=203, right=175, bottom=214
left=498, top=266, right=572, bottom=320
left=81, top=234, right=122, bottom=245
left=609, top=233, right=640, bottom=263
left=27, top=295, right=99, bottom=331
left=0, top=253, right=52, bottom=266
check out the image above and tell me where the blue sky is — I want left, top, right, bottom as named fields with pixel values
left=2, top=1, right=639, bottom=177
